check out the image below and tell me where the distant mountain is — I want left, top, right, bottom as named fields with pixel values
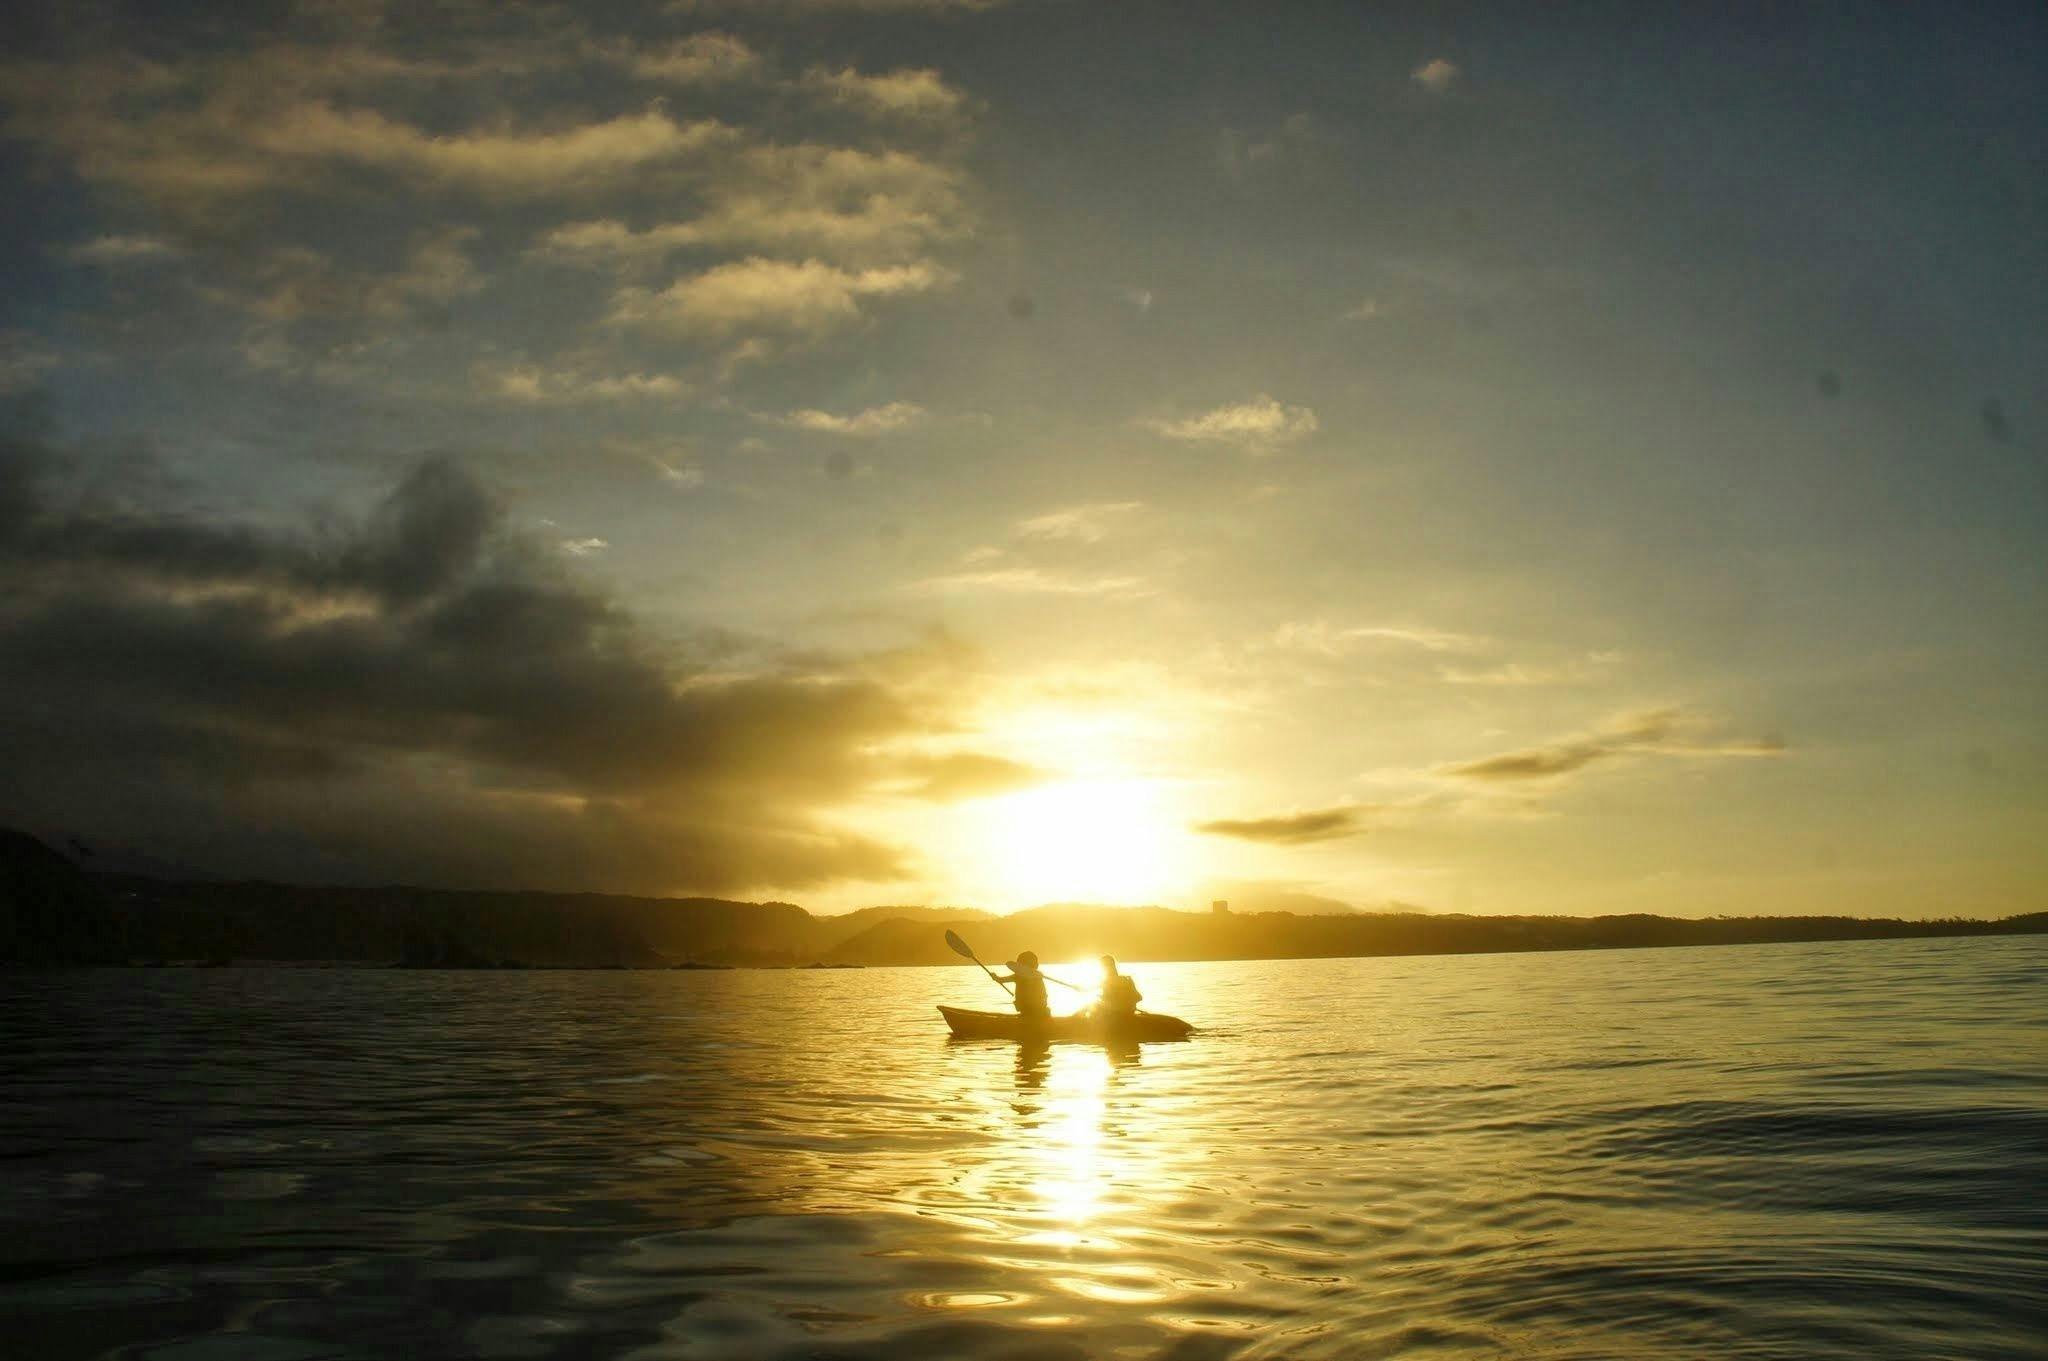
left=0, top=825, right=1000, bottom=967
left=1197, top=886, right=1365, bottom=915
left=809, top=904, right=992, bottom=953
left=0, top=827, right=122, bottom=964
left=3, top=827, right=2041, bottom=969
left=826, top=903, right=1213, bottom=967
left=44, top=833, right=224, bottom=882
left=823, top=903, right=2048, bottom=968
left=84, top=875, right=817, bottom=967
left=823, top=914, right=992, bottom=967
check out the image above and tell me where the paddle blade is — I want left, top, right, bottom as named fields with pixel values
left=943, top=929, right=976, bottom=960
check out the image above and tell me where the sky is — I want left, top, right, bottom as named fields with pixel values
left=1, top=0, right=2042, bottom=918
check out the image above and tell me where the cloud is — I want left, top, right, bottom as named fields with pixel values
left=362, top=227, right=484, bottom=319
left=0, top=441, right=493, bottom=607
left=200, top=229, right=483, bottom=333
left=1149, top=395, right=1317, bottom=453
left=537, top=220, right=688, bottom=263
left=0, top=432, right=990, bottom=894
left=5, top=25, right=981, bottom=393
left=1446, top=742, right=1615, bottom=782
left=1412, top=58, right=1459, bottom=94
left=1257, top=624, right=1617, bottom=690
left=254, top=106, right=735, bottom=193
left=1269, top=620, right=1488, bottom=656
left=910, top=567, right=1153, bottom=599
left=537, top=219, right=694, bottom=264
left=1015, top=501, right=1144, bottom=543
left=477, top=363, right=687, bottom=404
left=559, top=537, right=610, bottom=556
left=608, top=257, right=953, bottom=338
left=1440, top=708, right=1787, bottom=783
left=0, top=332, right=64, bottom=395
left=1194, top=804, right=1368, bottom=845
left=1340, top=299, right=1385, bottom=321
left=3, top=36, right=973, bottom=217
left=230, top=249, right=353, bottom=324
left=1217, top=112, right=1325, bottom=180
left=64, top=235, right=183, bottom=265
left=893, top=752, right=1047, bottom=800
left=536, top=146, right=968, bottom=267
left=1, top=51, right=736, bottom=210
left=802, top=66, right=970, bottom=121
left=769, top=401, right=927, bottom=435
left=630, top=32, right=764, bottom=84
left=1437, top=661, right=1601, bottom=687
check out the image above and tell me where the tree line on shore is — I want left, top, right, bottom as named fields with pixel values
left=3, top=828, right=2042, bottom=968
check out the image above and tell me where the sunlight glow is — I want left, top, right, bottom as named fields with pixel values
left=967, top=779, right=1184, bottom=907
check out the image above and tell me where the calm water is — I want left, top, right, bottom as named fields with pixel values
left=3, top=937, right=2044, bottom=1359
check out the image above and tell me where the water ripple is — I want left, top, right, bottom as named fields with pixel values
left=2, top=936, right=2044, bottom=1358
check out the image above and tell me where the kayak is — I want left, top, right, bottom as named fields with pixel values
left=938, top=1004, right=1194, bottom=1044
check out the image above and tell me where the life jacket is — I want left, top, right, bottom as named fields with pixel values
left=1013, top=971, right=1049, bottom=1017
left=1101, top=975, right=1140, bottom=1013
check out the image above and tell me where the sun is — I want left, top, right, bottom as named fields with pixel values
left=966, top=778, right=1183, bottom=907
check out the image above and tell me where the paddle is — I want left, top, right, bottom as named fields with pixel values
left=944, top=928, right=1012, bottom=996
left=942, top=930, right=1087, bottom=993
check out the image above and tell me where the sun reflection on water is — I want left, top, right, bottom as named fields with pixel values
left=951, top=1040, right=1150, bottom=1271
left=1022, top=1047, right=1111, bottom=1243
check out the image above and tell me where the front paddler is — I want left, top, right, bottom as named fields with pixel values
left=997, top=950, right=1051, bottom=1023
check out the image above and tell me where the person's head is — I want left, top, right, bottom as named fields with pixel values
left=1099, top=955, right=1119, bottom=977
left=1014, top=950, right=1039, bottom=973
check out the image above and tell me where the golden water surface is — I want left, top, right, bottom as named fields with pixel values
left=3, top=936, right=2044, bottom=1358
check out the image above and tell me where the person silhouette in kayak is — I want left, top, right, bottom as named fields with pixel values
left=1094, top=956, right=1141, bottom=1019
left=999, top=951, right=1051, bottom=1022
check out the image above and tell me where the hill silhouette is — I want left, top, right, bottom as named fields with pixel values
left=0, top=827, right=123, bottom=964
left=0, top=829, right=2039, bottom=967
left=824, top=903, right=2048, bottom=967
left=810, top=904, right=992, bottom=954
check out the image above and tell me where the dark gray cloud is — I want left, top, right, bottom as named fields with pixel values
left=0, top=429, right=951, bottom=894
left=1193, top=804, right=1366, bottom=845
left=0, top=440, right=491, bottom=604
left=349, top=456, right=499, bottom=603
